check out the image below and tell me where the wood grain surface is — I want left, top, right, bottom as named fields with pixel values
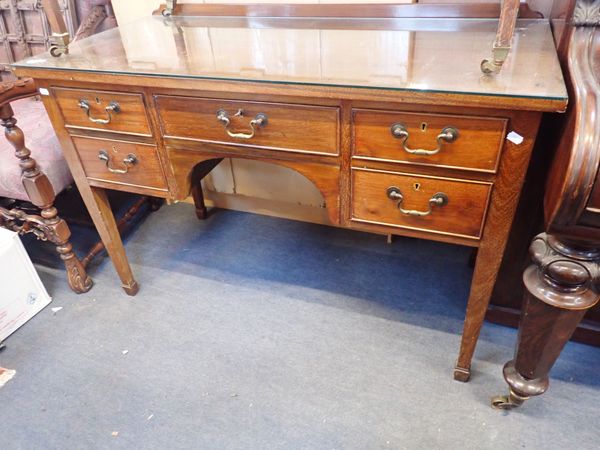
left=73, top=135, right=168, bottom=192
left=351, top=167, right=491, bottom=239
left=353, top=109, right=507, bottom=173
left=53, top=87, right=152, bottom=136
left=156, top=95, right=340, bottom=156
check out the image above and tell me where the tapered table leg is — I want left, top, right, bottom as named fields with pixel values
left=87, top=186, right=139, bottom=295
left=492, top=233, right=600, bottom=409
left=190, top=158, right=223, bottom=221
left=191, top=182, right=208, bottom=220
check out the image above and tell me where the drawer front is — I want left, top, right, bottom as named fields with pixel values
left=72, top=136, right=167, bottom=191
left=351, top=169, right=491, bottom=239
left=155, top=95, right=339, bottom=156
left=53, top=87, right=152, bottom=136
left=353, top=110, right=507, bottom=172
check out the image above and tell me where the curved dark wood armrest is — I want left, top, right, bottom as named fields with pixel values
left=0, top=78, right=37, bottom=109
left=545, top=27, right=600, bottom=238
left=491, top=24, right=600, bottom=412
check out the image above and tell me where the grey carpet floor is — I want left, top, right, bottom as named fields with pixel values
left=1, top=204, right=599, bottom=450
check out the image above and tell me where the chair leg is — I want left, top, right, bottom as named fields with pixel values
left=0, top=104, right=92, bottom=293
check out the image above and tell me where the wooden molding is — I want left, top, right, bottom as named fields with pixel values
left=154, top=2, right=543, bottom=19
left=545, top=27, right=600, bottom=237
left=573, top=0, right=600, bottom=26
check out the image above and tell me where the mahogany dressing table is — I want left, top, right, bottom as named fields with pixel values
left=12, top=3, right=567, bottom=382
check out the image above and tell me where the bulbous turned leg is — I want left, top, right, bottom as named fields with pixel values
left=492, top=233, right=600, bottom=410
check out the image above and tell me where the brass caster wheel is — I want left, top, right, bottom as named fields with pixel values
left=491, top=395, right=518, bottom=410
left=49, top=45, right=67, bottom=57
left=491, top=389, right=528, bottom=410
left=480, top=58, right=502, bottom=75
left=481, top=59, right=494, bottom=74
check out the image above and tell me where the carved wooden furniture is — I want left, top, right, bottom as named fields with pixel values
left=74, top=1, right=116, bottom=42
left=492, top=4, right=600, bottom=409
left=480, top=0, right=521, bottom=74
left=12, top=3, right=567, bottom=382
left=487, top=0, right=600, bottom=349
left=0, top=0, right=78, bottom=78
left=0, top=0, right=116, bottom=79
left=0, top=78, right=91, bottom=293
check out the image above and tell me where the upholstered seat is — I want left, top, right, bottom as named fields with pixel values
left=0, top=97, right=72, bottom=202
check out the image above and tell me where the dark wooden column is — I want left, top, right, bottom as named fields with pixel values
left=492, top=234, right=599, bottom=408
left=493, top=16, right=600, bottom=408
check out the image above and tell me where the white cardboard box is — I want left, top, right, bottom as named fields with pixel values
left=0, top=227, right=52, bottom=342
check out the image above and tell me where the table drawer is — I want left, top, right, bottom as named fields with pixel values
left=155, top=95, right=339, bottom=156
left=351, top=168, right=492, bottom=239
left=72, top=136, right=167, bottom=191
left=53, top=87, right=152, bottom=136
left=353, top=109, right=507, bottom=172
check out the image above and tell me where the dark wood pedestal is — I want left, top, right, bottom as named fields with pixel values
left=493, top=18, right=600, bottom=408
left=492, top=234, right=599, bottom=408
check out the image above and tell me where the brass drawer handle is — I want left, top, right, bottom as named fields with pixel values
left=216, top=109, right=268, bottom=139
left=386, top=186, right=449, bottom=217
left=78, top=99, right=121, bottom=125
left=390, top=123, right=459, bottom=156
left=98, top=149, right=138, bottom=174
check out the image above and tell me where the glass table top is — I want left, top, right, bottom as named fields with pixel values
left=14, top=15, right=567, bottom=101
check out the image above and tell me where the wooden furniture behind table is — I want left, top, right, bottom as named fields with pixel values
left=492, top=0, right=600, bottom=409
left=12, top=2, right=567, bottom=383
left=0, top=0, right=116, bottom=80
left=488, top=0, right=600, bottom=349
left=0, top=0, right=78, bottom=79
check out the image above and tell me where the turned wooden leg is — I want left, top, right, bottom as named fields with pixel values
left=491, top=233, right=600, bottom=409
left=1, top=104, right=92, bottom=293
left=191, top=181, right=208, bottom=220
